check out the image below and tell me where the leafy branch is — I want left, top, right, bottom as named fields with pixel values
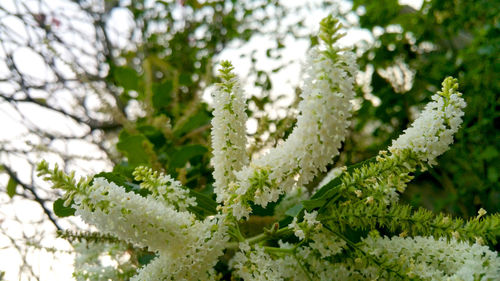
left=320, top=201, right=500, bottom=245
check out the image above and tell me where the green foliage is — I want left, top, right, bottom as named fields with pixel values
left=6, top=176, right=17, bottom=198
left=187, top=190, right=218, bottom=219
left=116, top=131, right=153, bottom=167
left=36, top=160, right=92, bottom=208
left=53, top=199, right=76, bottom=217
left=169, top=145, right=208, bottom=170
left=137, top=253, right=156, bottom=266
left=112, top=66, right=140, bottom=91
left=320, top=201, right=500, bottom=246
left=151, top=80, right=173, bottom=110
left=296, top=149, right=420, bottom=216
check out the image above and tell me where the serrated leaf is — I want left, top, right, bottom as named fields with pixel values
left=6, top=176, right=17, bottom=198
left=53, top=198, right=76, bottom=217
left=170, top=145, right=208, bottom=168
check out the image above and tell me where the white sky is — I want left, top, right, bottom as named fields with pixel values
left=0, top=0, right=423, bottom=280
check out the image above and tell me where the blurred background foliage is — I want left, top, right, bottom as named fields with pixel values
left=0, top=0, right=498, bottom=279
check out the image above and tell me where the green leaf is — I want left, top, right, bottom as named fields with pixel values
left=170, top=144, right=208, bottom=168
left=137, top=253, right=156, bottom=266
left=113, top=66, right=139, bottom=90
left=187, top=189, right=217, bottom=218
left=152, top=80, right=173, bottom=110
left=116, top=131, right=151, bottom=167
left=137, top=125, right=166, bottom=148
left=178, top=73, right=192, bottom=85
left=6, top=176, right=17, bottom=198
left=112, top=161, right=135, bottom=178
left=479, top=146, right=498, bottom=161
left=92, top=172, right=127, bottom=186
left=173, top=110, right=211, bottom=138
left=487, top=166, right=499, bottom=182
left=284, top=203, right=304, bottom=217
left=53, top=198, right=76, bottom=217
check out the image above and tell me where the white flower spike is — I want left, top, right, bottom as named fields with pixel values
left=389, top=77, right=466, bottom=165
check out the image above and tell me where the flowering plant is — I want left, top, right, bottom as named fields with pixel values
left=37, top=15, right=500, bottom=280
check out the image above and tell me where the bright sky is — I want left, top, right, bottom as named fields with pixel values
left=0, top=0, right=423, bottom=280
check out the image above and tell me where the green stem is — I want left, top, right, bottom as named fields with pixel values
left=247, top=226, right=293, bottom=245
left=226, top=226, right=293, bottom=250
left=263, top=246, right=294, bottom=254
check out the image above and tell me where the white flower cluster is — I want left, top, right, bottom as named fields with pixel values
left=230, top=242, right=296, bottom=281
left=230, top=234, right=347, bottom=280
left=289, top=211, right=322, bottom=240
left=75, top=178, right=195, bottom=253
left=362, top=235, right=500, bottom=280
left=230, top=210, right=348, bottom=280
left=241, top=47, right=357, bottom=193
left=133, top=166, right=196, bottom=211
left=290, top=211, right=346, bottom=258
left=74, top=178, right=229, bottom=280
left=131, top=215, right=228, bottom=281
left=212, top=44, right=357, bottom=219
left=211, top=62, right=249, bottom=205
left=231, top=234, right=500, bottom=281
left=389, top=77, right=466, bottom=165
left=308, top=230, right=346, bottom=259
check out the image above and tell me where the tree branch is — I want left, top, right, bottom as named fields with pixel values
left=2, top=165, right=62, bottom=231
